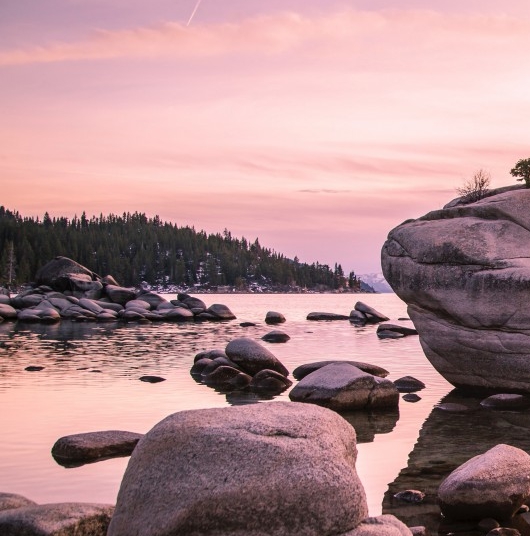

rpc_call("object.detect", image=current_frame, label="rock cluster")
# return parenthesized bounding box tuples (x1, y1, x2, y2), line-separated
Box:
(191, 337, 292, 394)
(381, 186, 530, 392)
(0, 257, 236, 324)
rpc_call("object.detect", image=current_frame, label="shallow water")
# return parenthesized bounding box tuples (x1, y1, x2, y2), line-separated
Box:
(0, 293, 454, 517)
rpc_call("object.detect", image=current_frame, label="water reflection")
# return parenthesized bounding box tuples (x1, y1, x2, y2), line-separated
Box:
(341, 409, 399, 443)
(383, 389, 530, 535)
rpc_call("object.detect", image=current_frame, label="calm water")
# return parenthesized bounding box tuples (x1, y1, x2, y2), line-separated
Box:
(0, 293, 453, 517)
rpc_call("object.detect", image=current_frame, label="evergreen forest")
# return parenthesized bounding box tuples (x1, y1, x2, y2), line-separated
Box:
(0, 207, 361, 292)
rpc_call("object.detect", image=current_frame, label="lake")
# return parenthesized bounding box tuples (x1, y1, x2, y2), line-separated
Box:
(0, 292, 453, 518)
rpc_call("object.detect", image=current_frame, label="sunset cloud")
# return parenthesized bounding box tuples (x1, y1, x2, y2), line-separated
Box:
(1, 9, 529, 67)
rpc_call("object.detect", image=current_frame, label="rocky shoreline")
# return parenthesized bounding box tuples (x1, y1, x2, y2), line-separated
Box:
(3, 255, 529, 535)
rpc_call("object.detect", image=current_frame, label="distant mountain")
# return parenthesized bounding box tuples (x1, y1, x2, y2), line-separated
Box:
(359, 273, 393, 293)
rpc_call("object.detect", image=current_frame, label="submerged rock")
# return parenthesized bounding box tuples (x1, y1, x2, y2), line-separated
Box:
(382, 186, 530, 393)
(307, 312, 350, 321)
(377, 324, 418, 337)
(265, 311, 286, 324)
(139, 376, 166, 383)
(394, 376, 426, 393)
(261, 330, 290, 343)
(107, 402, 368, 536)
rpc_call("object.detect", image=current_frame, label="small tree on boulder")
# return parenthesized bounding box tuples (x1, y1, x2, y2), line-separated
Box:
(456, 169, 491, 203)
(510, 158, 530, 187)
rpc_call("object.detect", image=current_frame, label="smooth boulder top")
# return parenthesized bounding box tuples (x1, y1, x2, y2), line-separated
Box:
(438, 443, 530, 521)
(108, 401, 368, 536)
(293, 360, 389, 380)
(225, 337, 289, 377)
(0, 502, 114, 536)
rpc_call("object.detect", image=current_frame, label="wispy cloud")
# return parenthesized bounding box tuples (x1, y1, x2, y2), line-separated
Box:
(299, 189, 353, 194)
(1, 8, 529, 66)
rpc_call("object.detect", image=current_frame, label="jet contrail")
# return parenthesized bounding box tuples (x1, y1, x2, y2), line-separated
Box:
(186, 0, 202, 26)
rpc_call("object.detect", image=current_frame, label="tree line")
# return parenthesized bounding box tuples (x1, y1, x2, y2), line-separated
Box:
(0, 207, 360, 292)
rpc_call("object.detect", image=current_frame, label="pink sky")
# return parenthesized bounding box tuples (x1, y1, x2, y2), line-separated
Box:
(1, 1, 530, 274)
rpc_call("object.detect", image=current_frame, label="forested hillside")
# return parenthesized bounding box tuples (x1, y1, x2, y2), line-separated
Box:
(0, 207, 361, 292)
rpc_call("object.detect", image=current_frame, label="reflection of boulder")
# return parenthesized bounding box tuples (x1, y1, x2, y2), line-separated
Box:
(341, 409, 399, 444)
(383, 390, 530, 533)
(382, 187, 530, 392)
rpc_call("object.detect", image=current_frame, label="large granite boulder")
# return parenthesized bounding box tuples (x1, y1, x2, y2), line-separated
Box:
(35, 256, 100, 290)
(107, 402, 368, 536)
(381, 186, 530, 392)
(438, 444, 530, 521)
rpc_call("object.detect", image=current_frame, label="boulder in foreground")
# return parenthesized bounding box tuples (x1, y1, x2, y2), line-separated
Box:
(108, 401, 368, 536)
